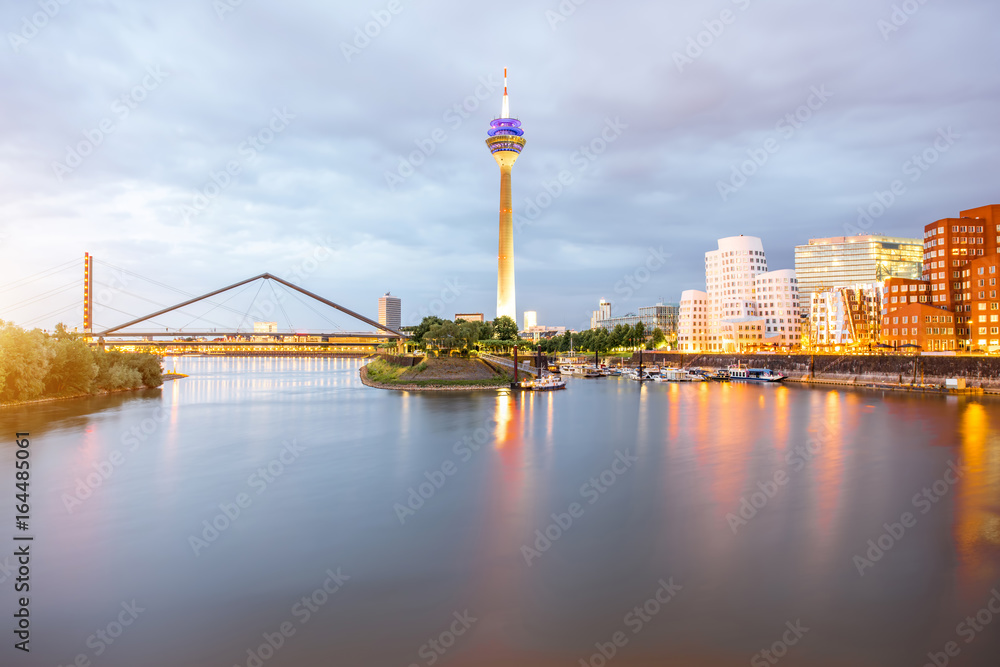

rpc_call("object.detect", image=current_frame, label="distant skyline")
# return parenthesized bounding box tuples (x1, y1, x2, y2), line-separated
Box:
(1, 0, 999, 332)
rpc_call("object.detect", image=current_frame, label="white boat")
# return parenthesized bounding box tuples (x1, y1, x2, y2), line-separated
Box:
(654, 368, 691, 382)
(629, 369, 657, 381)
(519, 375, 566, 391)
(727, 364, 785, 383)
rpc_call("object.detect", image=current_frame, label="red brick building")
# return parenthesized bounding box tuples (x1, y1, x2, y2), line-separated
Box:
(881, 303, 957, 351)
(967, 255, 1000, 351)
(920, 205, 1000, 350)
(884, 277, 931, 312)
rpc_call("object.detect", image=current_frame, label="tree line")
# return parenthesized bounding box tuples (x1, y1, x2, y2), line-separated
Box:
(0, 322, 163, 404)
(535, 322, 665, 354)
(401, 315, 522, 353)
(398, 316, 665, 355)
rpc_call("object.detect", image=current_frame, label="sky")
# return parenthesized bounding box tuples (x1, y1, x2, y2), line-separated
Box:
(1, 0, 999, 333)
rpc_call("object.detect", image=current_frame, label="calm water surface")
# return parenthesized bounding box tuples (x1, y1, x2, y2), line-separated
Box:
(1, 357, 999, 667)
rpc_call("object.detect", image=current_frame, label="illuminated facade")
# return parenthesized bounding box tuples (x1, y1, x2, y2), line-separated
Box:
(679, 236, 801, 352)
(809, 284, 883, 348)
(922, 205, 1000, 350)
(754, 269, 803, 346)
(486, 68, 525, 321)
(794, 234, 922, 316)
(678, 290, 710, 351)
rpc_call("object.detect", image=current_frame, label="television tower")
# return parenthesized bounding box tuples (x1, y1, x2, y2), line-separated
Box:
(486, 67, 525, 321)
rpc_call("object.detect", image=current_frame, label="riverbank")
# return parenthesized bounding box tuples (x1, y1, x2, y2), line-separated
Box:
(0, 384, 164, 408)
(360, 357, 510, 392)
(631, 352, 1000, 392)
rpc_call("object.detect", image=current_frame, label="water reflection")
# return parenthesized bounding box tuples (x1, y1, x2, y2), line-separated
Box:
(1, 360, 999, 666)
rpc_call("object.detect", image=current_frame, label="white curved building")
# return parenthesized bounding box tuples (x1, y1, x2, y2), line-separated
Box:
(754, 269, 802, 346)
(678, 290, 709, 351)
(677, 235, 801, 352)
(707, 236, 768, 330)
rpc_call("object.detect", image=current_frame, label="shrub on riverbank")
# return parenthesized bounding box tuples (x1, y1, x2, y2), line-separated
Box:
(0, 322, 162, 404)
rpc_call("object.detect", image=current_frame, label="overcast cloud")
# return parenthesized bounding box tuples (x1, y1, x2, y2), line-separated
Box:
(1, 0, 998, 332)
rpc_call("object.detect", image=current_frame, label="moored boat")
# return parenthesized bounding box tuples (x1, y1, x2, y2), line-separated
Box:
(519, 375, 566, 391)
(727, 364, 785, 383)
(655, 368, 691, 382)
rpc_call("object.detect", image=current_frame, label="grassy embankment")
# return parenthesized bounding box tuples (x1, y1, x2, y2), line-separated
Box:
(365, 357, 512, 388)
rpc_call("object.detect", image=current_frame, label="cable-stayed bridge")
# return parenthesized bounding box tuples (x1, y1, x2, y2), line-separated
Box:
(0, 254, 405, 356)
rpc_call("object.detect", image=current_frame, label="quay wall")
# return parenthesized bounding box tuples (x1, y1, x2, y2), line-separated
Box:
(628, 352, 1000, 389)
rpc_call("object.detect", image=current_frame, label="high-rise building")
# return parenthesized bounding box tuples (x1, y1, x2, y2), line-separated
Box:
(486, 68, 525, 321)
(590, 299, 612, 329)
(794, 234, 923, 316)
(378, 293, 401, 330)
(921, 205, 1000, 349)
(678, 236, 801, 352)
(523, 310, 537, 330)
(754, 269, 803, 346)
(455, 313, 484, 323)
(706, 236, 769, 331)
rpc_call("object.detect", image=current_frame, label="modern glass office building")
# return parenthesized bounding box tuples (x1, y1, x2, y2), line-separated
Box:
(794, 235, 922, 315)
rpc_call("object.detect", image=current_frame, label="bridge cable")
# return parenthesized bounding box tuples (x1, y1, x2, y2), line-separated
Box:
(175, 281, 257, 332)
(93, 260, 254, 320)
(268, 280, 295, 332)
(276, 283, 347, 333)
(1, 280, 80, 312)
(0, 257, 81, 294)
(97, 304, 176, 332)
(20, 302, 81, 328)
(235, 281, 266, 334)
(102, 283, 249, 329)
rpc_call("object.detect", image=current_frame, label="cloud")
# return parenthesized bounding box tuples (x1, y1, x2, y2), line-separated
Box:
(1, 0, 998, 330)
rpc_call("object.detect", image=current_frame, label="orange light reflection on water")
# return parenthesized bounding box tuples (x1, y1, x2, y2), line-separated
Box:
(954, 402, 1000, 587)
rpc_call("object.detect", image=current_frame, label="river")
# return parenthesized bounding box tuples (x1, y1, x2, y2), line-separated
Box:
(1, 357, 998, 666)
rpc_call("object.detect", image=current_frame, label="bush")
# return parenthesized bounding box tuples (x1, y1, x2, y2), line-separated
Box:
(105, 364, 144, 390)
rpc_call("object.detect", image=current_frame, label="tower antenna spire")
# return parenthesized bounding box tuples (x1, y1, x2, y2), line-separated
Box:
(502, 67, 509, 118)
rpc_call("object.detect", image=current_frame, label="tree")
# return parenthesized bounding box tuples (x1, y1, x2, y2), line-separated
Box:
(130, 354, 163, 388)
(410, 316, 446, 346)
(493, 315, 519, 342)
(0, 321, 54, 402)
(44, 326, 98, 396)
(651, 327, 666, 349)
(634, 321, 646, 348)
(425, 320, 461, 350)
(476, 320, 494, 341)
(456, 320, 481, 351)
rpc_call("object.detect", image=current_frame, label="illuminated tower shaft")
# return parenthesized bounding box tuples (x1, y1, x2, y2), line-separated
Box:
(486, 68, 525, 321)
